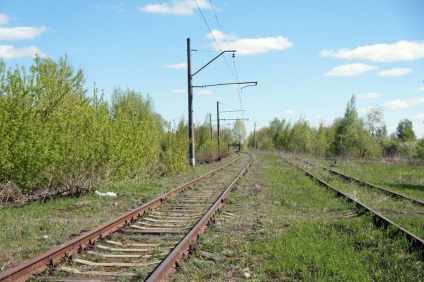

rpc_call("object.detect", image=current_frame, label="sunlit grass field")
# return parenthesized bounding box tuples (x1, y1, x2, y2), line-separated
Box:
(171, 153, 424, 281)
(1, 152, 423, 281)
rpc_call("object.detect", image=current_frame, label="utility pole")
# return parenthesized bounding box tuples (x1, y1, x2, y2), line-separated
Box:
(217, 101, 220, 159)
(187, 38, 195, 166)
(186, 38, 237, 166)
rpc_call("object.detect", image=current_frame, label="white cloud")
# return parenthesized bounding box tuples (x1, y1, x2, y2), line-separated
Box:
(163, 63, 186, 69)
(95, 3, 125, 12)
(324, 63, 377, 76)
(384, 97, 424, 110)
(412, 113, 424, 119)
(0, 26, 47, 41)
(0, 45, 47, 59)
(196, 89, 214, 96)
(357, 92, 380, 99)
(207, 30, 238, 41)
(207, 30, 293, 56)
(320, 40, 424, 62)
(138, 0, 211, 16)
(378, 68, 412, 77)
(171, 89, 186, 94)
(283, 110, 294, 114)
(419, 86, 424, 92)
(384, 100, 409, 110)
(0, 13, 11, 25)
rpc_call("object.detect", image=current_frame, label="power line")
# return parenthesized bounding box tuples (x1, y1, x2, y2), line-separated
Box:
(194, 0, 247, 116)
(194, 0, 239, 85)
(208, 0, 244, 113)
(193, 0, 221, 51)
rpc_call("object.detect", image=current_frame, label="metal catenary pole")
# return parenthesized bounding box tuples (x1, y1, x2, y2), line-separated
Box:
(187, 38, 195, 166)
(217, 101, 220, 159)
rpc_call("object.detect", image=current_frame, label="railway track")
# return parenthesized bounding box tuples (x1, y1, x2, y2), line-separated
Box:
(284, 155, 424, 256)
(0, 152, 253, 282)
(299, 158, 424, 206)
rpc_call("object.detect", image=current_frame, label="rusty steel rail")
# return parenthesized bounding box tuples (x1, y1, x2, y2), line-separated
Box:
(299, 158, 424, 207)
(145, 152, 253, 281)
(0, 155, 241, 282)
(298, 159, 424, 206)
(285, 158, 424, 255)
(324, 167, 424, 206)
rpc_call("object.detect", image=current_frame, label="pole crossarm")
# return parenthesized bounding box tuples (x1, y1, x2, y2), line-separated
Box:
(193, 81, 257, 88)
(219, 118, 249, 121)
(192, 50, 236, 77)
(219, 110, 245, 113)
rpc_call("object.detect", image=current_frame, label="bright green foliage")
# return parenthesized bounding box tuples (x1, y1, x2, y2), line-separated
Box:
(269, 118, 290, 149)
(161, 119, 189, 175)
(195, 115, 214, 162)
(194, 114, 231, 163)
(286, 117, 313, 153)
(312, 122, 331, 156)
(0, 57, 190, 193)
(332, 95, 380, 158)
(396, 119, 416, 141)
(249, 96, 417, 160)
(247, 127, 273, 150)
(109, 88, 163, 179)
(0, 56, 89, 191)
(417, 139, 424, 159)
(219, 127, 233, 155)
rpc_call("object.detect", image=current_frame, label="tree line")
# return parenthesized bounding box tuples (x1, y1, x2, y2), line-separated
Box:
(0, 56, 235, 194)
(247, 95, 424, 159)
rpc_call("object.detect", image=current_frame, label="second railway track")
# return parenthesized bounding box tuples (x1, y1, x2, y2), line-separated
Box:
(284, 155, 424, 255)
(0, 152, 253, 282)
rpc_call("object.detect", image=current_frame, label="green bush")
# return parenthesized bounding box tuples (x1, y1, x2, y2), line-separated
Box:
(0, 56, 192, 194)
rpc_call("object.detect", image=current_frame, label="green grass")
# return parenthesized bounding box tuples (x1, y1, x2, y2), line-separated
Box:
(323, 159, 424, 201)
(170, 152, 424, 281)
(0, 153, 239, 272)
(299, 159, 424, 239)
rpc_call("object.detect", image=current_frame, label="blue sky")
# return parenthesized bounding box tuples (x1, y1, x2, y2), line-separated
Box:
(1, 0, 424, 137)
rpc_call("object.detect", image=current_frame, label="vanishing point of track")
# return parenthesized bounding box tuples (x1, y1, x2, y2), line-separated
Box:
(0, 152, 253, 282)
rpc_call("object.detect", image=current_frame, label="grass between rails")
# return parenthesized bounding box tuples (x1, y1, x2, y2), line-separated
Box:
(170, 152, 424, 281)
(321, 159, 424, 202)
(299, 159, 424, 239)
(0, 153, 240, 272)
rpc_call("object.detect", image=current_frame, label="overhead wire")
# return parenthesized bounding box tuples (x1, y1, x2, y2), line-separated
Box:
(208, 0, 244, 116)
(194, 0, 242, 86)
(193, 0, 246, 120)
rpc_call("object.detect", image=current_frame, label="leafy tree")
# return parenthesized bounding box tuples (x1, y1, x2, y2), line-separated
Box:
(286, 116, 313, 153)
(0, 55, 89, 190)
(269, 118, 289, 149)
(232, 120, 247, 146)
(396, 119, 416, 141)
(248, 127, 273, 150)
(365, 107, 385, 137)
(195, 114, 218, 163)
(219, 127, 233, 155)
(313, 122, 331, 156)
(333, 95, 379, 158)
(416, 139, 424, 160)
(110, 87, 163, 179)
(161, 118, 189, 175)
